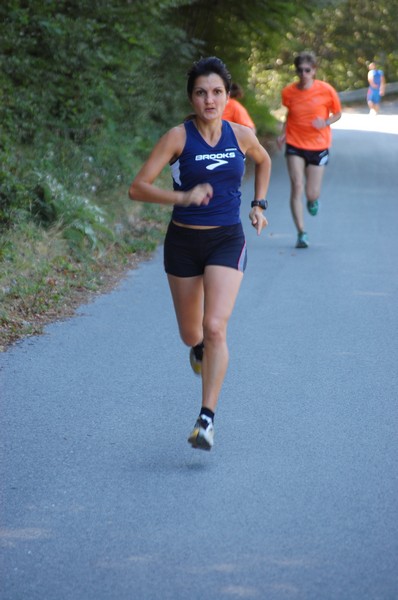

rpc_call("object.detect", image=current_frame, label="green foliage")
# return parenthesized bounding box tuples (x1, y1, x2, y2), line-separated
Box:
(31, 173, 115, 254)
(313, 0, 398, 89)
(248, 0, 398, 108)
(173, 0, 305, 122)
(0, 0, 195, 144)
(0, 145, 31, 225)
(0, 0, 197, 244)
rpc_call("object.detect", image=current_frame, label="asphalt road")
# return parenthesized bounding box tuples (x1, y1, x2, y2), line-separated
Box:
(1, 103, 398, 600)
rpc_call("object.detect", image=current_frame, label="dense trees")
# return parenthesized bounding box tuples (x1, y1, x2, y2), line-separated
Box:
(253, 0, 398, 100)
(0, 0, 196, 148)
(0, 0, 197, 227)
(1, 0, 397, 231)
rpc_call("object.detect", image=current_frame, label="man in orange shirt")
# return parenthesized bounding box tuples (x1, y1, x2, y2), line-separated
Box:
(223, 83, 256, 132)
(277, 52, 341, 248)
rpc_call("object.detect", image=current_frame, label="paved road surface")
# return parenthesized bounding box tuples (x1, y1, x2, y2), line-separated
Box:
(1, 104, 398, 599)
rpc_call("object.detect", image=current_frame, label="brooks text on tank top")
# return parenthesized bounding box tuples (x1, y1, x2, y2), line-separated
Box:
(171, 120, 245, 226)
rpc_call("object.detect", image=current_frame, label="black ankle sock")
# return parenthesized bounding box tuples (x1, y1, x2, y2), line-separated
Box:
(200, 407, 214, 422)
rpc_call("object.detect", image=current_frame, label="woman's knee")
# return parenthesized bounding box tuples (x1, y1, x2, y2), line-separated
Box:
(290, 179, 304, 196)
(203, 315, 227, 345)
(305, 166, 324, 201)
(306, 185, 320, 202)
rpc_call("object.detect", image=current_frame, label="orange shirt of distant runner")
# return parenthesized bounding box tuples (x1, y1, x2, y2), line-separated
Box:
(223, 98, 256, 130)
(282, 80, 341, 150)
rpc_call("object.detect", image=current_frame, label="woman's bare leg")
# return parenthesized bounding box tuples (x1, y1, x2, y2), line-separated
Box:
(167, 274, 204, 348)
(168, 266, 243, 411)
(286, 154, 306, 233)
(201, 265, 244, 412)
(305, 164, 325, 203)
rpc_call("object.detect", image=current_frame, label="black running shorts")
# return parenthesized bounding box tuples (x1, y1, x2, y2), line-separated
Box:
(285, 143, 329, 167)
(164, 221, 247, 277)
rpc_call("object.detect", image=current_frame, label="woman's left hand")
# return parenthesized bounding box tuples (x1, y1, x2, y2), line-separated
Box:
(249, 208, 268, 236)
(312, 117, 328, 129)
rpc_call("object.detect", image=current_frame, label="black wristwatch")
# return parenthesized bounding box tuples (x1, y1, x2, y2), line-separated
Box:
(251, 199, 268, 210)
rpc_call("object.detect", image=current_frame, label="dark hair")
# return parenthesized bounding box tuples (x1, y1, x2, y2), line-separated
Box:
(230, 82, 244, 99)
(187, 56, 232, 98)
(294, 51, 317, 70)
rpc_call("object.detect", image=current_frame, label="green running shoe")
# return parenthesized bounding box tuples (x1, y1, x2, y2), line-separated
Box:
(296, 232, 309, 248)
(307, 200, 319, 216)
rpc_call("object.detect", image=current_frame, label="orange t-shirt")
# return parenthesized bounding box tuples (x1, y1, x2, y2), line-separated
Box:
(223, 98, 255, 129)
(282, 80, 341, 150)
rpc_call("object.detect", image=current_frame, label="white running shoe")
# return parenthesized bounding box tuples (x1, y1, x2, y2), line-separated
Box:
(187, 416, 214, 451)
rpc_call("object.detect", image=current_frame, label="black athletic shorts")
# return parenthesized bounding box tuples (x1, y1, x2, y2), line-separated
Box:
(285, 143, 329, 167)
(164, 221, 247, 277)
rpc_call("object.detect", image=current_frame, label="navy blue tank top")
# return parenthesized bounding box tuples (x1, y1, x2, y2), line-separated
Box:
(171, 120, 246, 226)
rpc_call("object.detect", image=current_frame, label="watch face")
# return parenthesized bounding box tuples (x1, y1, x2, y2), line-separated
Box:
(251, 200, 267, 209)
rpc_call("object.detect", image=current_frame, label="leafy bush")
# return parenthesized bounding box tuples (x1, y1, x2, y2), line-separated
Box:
(0, 0, 197, 245)
(30, 173, 114, 253)
(0, 144, 41, 227)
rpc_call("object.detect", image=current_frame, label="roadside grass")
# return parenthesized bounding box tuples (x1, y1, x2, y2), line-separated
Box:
(0, 183, 172, 352)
